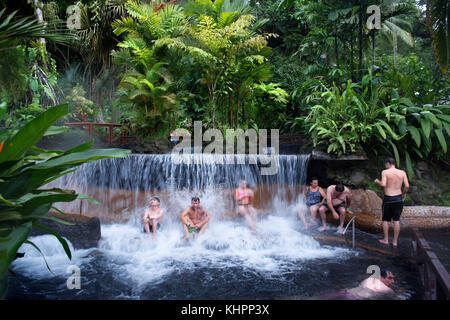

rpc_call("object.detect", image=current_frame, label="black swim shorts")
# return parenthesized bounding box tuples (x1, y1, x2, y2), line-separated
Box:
(382, 195, 404, 221)
(322, 201, 346, 212)
(143, 223, 161, 233)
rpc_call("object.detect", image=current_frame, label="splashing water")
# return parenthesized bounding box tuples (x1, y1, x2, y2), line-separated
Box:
(9, 153, 420, 299)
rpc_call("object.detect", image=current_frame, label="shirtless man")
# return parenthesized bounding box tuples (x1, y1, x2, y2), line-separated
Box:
(180, 197, 210, 240)
(142, 196, 164, 239)
(235, 180, 258, 233)
(298, 177, 326, 229)
(317, 268, 396, 300)
(318, 183, 354, 234)
(374, 157, 409, 247)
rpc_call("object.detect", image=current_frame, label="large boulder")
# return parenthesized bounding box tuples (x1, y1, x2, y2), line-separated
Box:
(326, 189, 450, 231)
(30, 212, 101, 249)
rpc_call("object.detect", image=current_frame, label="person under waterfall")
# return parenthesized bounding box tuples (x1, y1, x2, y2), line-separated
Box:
(180, 197, 210, 240)
(142, 196, 164, 239)
(235, 180, 258, 233)
(298, 177, 326, 229)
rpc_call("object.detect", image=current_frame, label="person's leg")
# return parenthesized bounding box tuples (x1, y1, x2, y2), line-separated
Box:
(197, 222, 209, 237)
(310, 205, 319, 221)
(393, 221, 400, 247)
(238, 206, 258, 233)
(150, 218, 158, 239)
(182, 221, 190, 240)
(318, 205, 328, 232)
(379, 202, 390, 245)
(143, 220, 151, 235)
(298, 205, 310, 228)
(379, 222, 389, 245)
(337, 206, 346, 234)
(249, 206, 257, 224)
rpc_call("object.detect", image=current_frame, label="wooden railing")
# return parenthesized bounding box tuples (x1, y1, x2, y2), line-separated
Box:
(65, 122, 136, 145)
(411, 227, 450, 300)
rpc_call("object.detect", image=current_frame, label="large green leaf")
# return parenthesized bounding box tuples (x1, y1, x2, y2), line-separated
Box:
(0, 102, 6, 121)
(32, 223, 71, 260)
(420, 118, 432, 139)
(407, 125, 421, 147)
(405, 151, 413, 180)
(0, 104, 68, 163)
(434, 128, 447, 153)
(387, 140, 400, 167)
(24, 240, 54, 274)
(0, 222, 32, 279)
(30, 148, 130, 169)
(43, 126, 70, 136)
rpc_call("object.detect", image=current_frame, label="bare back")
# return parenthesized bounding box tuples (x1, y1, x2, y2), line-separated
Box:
(383, 168, 407, 196)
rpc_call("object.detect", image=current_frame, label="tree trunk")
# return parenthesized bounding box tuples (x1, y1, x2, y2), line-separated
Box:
(350, 31, 354, 81)
(33, 0, 46, 46)
(358, 2, 363, 79)
(334, 33, 339, 68)
(372, 30, 375, 66)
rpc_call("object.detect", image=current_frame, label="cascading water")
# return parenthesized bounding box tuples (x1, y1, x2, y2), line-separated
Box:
(9, 153, 419, 299)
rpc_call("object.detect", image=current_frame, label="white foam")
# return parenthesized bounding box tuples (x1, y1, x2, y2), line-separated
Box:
(11, 235, 93, 278)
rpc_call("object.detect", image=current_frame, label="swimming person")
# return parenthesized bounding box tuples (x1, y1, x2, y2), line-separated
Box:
(317, 268, 396, 300)
(142, 196, 164, 239)
(180, 197, 210, 240)
(374, 157, 409, 247)
(318, 183, 354, 234)
(298, 177, 326, 228)
(235, 180, 258, 233)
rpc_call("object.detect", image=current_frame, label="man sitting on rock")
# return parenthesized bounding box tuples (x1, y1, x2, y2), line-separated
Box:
(180, 197, 210, 240)
(318, 183, 354, 234)
(142, 196, 164, 239)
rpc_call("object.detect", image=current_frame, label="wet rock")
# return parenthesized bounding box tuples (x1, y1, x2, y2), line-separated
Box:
(30, 212, 101, 249)
(330, 189, 450, 232)
(131, 137, 172, 154)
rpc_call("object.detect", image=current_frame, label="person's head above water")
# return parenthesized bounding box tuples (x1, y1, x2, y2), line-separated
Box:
(310, 177, 319, 188)
(191, 197, 200, 207)
(335, 183, 345, 194)
(150, 196, 160, 206)
(380, 268, 395, 287)
(384, 157, 396, 169)
(239, 180, 247, 189)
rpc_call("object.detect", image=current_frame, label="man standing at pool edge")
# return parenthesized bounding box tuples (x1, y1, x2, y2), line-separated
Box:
(374, 157, 409, 248)
(180, 197, 210, 240)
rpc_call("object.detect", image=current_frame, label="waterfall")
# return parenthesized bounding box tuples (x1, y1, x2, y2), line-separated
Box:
(51, 153, 310, 222)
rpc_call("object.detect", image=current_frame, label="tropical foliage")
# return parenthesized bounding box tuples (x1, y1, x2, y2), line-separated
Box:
(0, 103, 130, 299)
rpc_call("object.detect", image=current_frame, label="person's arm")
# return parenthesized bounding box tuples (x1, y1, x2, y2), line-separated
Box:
(154, 208, 164, 219)
(345, 188, 354, 214)
(375, 171, 387, 187)
(142, 209, 149, 222)
(402, 171, 410, 197)
(319, 187, 327, 202)
(180, 208, 190, 224)
(327, 187, 338, 217)
(304, 186, 308, 199)
(196, 209, 210, 227)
